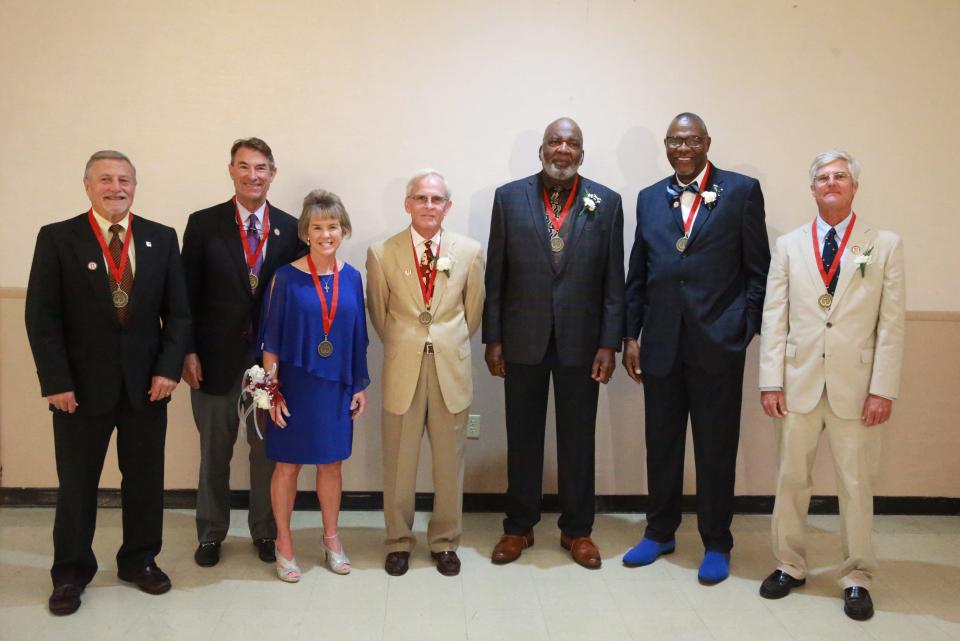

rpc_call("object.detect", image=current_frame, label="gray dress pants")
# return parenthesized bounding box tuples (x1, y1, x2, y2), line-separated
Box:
(192, 375, 276, 543)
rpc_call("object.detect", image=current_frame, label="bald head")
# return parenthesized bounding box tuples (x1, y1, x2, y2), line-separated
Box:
(540, 117, 584, 182)
(667, 112, 708, 137)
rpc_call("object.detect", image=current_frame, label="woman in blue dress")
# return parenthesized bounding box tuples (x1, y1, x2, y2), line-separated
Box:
(259, 189, 369, 582)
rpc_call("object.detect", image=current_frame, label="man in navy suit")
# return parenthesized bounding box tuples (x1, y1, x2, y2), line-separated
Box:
(26, 150, 191, 614)
(181, 138, 304, 567)
(484, 117, 624, 569)
(622, 113, 770, 583)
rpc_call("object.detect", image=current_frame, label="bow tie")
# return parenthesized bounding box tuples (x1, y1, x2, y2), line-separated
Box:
(666, 181, 699, 199)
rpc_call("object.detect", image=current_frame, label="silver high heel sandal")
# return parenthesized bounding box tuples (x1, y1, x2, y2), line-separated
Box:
(275, 551, 301, 583)
(323, 533, 351, 575)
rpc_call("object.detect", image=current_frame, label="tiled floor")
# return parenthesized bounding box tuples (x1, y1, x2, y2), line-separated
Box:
(1, 509, 958, 641)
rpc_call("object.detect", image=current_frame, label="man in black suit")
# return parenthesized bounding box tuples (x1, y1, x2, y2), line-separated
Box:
(25, 150, 191, 614)
(181, 138, 304, 567)
(622, 113, 770, 584)
(483, 117, 624, 569)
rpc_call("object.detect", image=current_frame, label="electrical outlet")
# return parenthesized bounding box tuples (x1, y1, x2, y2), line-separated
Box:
(466, 414, 481, 439)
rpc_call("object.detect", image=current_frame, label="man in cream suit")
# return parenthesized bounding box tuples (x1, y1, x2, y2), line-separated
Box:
(758, 150, 905, 621)
(366, 169, 485, 576)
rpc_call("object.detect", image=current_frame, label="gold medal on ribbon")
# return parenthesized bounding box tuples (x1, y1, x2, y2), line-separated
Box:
(248, 272, 259, 290)
(550, 236, 565, 252)
(818, 293, 833, 309)
(112, 288, 129, 308)
(318, 340, 334, 358)
(675, 236, 688, 253)
(418, 310, 433, 326)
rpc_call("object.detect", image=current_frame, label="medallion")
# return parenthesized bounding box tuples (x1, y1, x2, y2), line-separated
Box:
(248, 272, 259, 290)
(675, 236, 688, 253)
(418, 310, 433, 326)
(318, 340, 334, 358)
(818, 293, 833, 309)
(550, 236, 565, 252)
(112, 288, 129, 308)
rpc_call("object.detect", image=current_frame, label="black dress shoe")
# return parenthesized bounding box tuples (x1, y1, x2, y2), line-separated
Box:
(194, 541, 221, 567)
(431, 550, 461, 576)
(759, 569, 806, 599)
(843, 586, 874, 621)
(48, 584, 83, 615)
(385, 551, 410, 576)
(253, 538, 276, 563)
(117, 564, 172, 595)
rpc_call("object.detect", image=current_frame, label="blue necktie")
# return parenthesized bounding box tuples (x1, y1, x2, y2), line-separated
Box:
(822, 227, 840, 295)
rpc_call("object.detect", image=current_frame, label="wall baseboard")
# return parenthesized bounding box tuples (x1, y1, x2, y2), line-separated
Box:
(2, 488, 957, 515)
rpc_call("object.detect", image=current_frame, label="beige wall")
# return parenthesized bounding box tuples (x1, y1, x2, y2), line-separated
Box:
(1, 1, 958, 496)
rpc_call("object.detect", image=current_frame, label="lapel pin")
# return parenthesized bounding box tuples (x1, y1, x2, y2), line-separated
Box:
(404, 268, 412, 276)
(274, 228, 280, 236)
(851, 245, 860, 254)
(145, 240, 152, 247)
(87, 261, 98, 271)
(672, 201, 680, 208)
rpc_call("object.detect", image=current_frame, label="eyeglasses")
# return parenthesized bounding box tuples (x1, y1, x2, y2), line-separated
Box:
(813, 171, 852, 186)
(407, 195, 449, 207)
(664, 136, 706, 149)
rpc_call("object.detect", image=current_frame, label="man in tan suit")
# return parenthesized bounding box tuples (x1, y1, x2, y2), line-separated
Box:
(366, 169, 485, 576)
(758, 150, 905, 621)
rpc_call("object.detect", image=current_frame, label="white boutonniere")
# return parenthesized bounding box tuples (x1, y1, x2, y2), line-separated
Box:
(582, 192, 601, 212)
(701, 184, 722, 209)
(854, 246, 874, 277)
(435, 256, 453, 275)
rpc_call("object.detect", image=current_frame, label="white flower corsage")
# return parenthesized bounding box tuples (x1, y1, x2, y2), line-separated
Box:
(701, 184, 722, 209)
(435, 256, 453, 275)
(854, 247, 874, 277)
(238, 363, 284, 439)
(582, 192, 601, 213)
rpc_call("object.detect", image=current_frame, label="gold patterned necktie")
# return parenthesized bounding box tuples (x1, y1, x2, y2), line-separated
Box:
(109, 223, 134, 324)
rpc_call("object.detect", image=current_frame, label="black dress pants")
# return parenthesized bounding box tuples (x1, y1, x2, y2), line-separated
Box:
(50, 390, 167, 587)
(502, 352, 599, 538)
(642, 353, 745, 553)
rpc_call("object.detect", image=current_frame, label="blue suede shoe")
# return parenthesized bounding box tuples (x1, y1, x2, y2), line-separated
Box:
(622, 537, 675, 567)
(698, 551, 730, 585)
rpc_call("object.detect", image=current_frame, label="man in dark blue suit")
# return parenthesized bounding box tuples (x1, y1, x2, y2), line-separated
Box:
(622, 113, 770, 584)
(484, 117, 624, 569)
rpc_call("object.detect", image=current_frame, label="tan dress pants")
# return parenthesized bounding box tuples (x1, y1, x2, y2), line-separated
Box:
(772, 391, 882, 589)
(382, 354, 468, 553)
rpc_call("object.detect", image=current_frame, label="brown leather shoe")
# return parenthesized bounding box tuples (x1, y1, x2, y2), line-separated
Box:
(560, 533, 602, 569)
(384, 551, 410, 576)
(431, 550, 461, 576)
(491, 531, 534, 564)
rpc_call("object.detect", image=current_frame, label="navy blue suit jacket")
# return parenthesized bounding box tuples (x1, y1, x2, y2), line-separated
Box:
(483, 173, 625, 367)
(624, 165, 770, 376)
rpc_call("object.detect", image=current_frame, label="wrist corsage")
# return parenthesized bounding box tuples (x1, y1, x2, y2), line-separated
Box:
(238, 364, 285, 439)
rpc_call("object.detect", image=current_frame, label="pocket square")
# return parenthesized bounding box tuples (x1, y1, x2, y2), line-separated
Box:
(145, 241, 152, 247)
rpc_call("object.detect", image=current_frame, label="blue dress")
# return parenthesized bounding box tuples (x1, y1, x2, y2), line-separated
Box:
(259, 263, 369, 464)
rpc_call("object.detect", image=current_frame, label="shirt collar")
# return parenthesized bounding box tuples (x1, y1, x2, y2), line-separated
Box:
(676, 163, 709, 189)
(91, 209, 130, 236)
(410, 225, 441, 247)
(236, 199, 266, 227)
(816, 211, 853, 240)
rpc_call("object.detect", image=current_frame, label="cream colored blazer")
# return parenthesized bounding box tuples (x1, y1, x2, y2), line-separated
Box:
(759, 218, 905, 418)
(366, 228, 485, 415)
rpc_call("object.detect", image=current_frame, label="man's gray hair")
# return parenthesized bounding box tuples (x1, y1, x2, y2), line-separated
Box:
(84, 150, 137, 182)
(405, 169, 451, 199)
(809, 150, 860, 185)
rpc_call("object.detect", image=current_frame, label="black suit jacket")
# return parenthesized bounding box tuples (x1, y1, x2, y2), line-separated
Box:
(181, 199, 304, 395)
(624, 165, 770, 376)
(483, 173, 625, 367)
(25, 213, 191, 416)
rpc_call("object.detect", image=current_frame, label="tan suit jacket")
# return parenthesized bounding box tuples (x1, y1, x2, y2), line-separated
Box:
(759, 218, 905, 418)
(366, 228, 485, 415)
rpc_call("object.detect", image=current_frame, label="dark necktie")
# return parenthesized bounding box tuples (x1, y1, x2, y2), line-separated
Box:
(109, 224, 134, 324)
(822, 227, 840, 295)
(421, 239, 435, 290)
(247, 215, 263, 278)
(549, 187, 562, 215)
